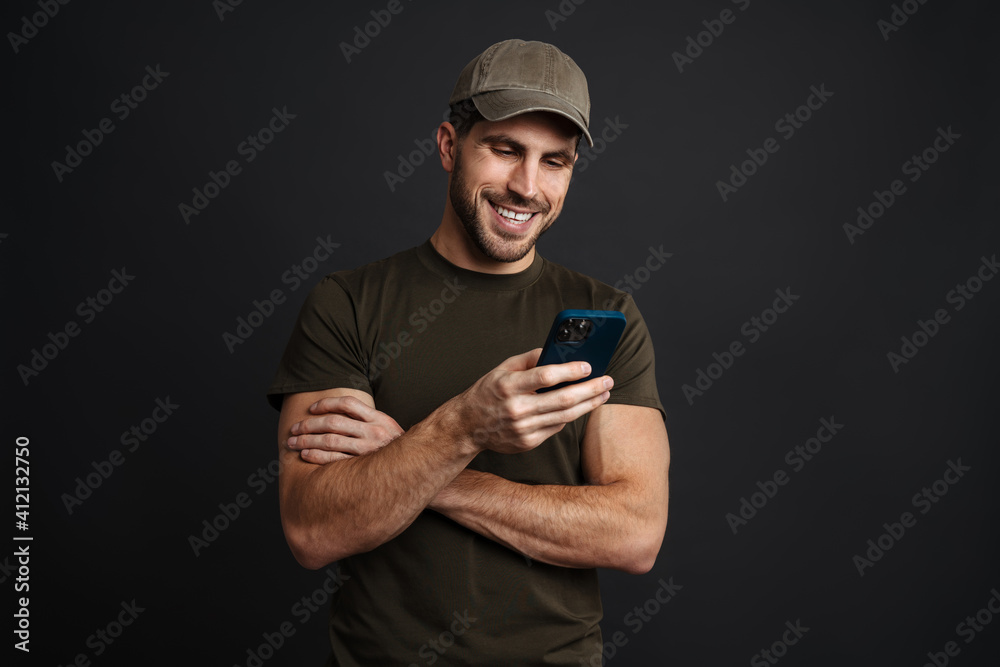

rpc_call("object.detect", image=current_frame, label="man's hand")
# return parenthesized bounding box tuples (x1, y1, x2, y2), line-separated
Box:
(285, 395, 403, 464)
(451, 348, 613, 454)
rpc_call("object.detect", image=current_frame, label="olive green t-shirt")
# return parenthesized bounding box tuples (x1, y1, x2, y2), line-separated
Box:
(267, 239, 665, 666)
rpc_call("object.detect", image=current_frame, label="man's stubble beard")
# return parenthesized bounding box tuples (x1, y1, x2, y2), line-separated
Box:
(448, 144, 557, 264)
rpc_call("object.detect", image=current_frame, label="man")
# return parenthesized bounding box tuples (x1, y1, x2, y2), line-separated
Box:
(267, 39, 670, 665)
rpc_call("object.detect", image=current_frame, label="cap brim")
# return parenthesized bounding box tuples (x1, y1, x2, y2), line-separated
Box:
(472, 89, 594, 148)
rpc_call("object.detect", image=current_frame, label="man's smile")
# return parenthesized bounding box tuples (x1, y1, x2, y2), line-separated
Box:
(488, 200, 537, 225)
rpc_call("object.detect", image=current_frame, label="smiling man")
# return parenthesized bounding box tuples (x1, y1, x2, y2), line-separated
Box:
(267, 39, 670, 666)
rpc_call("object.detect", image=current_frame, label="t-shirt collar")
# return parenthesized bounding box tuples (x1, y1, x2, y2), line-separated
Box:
(416, 238, 544, 292)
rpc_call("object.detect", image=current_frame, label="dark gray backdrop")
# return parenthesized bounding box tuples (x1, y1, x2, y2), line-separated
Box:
(5, 0, 998, 665)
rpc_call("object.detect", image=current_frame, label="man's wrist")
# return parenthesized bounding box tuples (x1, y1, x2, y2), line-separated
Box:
(428, 469, 485, 513)
(432, 396, 483, 458)
(427, 481, 455, 513)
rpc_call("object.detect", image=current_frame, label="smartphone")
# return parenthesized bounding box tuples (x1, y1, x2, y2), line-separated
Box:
(536, 309, 626, 392)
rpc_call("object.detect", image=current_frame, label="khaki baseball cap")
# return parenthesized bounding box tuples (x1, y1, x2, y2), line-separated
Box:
(449, 39, 593, 147)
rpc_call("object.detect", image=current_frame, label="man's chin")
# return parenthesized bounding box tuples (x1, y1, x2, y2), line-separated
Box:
(476, 235, 536, 264)
(481, 215, 556, 263)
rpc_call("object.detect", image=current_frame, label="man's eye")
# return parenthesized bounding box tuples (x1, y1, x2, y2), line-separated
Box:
(492, 148, 515, 157)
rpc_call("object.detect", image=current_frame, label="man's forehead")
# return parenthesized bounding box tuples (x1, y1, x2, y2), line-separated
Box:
(471, 112, 580, 148)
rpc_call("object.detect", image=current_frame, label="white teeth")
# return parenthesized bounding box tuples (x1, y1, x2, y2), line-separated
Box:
(493, 203, 532, 223)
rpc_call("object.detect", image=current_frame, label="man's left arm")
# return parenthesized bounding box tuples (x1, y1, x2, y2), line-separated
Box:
(427, 402, 669, 574)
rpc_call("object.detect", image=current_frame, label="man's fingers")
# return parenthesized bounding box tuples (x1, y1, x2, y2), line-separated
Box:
(519, 360, 595, 393)
(492, 349, 598, 395)
(537, 375, 612, 409)
(517, 386, 612, 436)
(309, 395, 377, 421)
(299, 448, 353, 464)
(288, 432, 371, 456)
(302, 396, 403, 437)
(495, 348, 543, 373)
(521, 375, 612, 426)
(293, 413, 368, 438)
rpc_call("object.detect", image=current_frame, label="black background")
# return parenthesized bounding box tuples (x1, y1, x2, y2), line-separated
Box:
(4, 0, 998, 665)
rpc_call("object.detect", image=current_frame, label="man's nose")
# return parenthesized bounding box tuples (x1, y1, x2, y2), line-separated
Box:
(507, 160, 538, 201)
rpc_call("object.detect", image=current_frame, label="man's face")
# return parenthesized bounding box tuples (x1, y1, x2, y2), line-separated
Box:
(448, 111, 579, 264)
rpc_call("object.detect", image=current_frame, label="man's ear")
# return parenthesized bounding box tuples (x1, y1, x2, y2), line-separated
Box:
(438, 122, 459, 173)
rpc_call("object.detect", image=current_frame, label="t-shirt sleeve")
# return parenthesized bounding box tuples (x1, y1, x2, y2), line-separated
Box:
(603, 293, 666, 422)
(266, 274, 372, 410)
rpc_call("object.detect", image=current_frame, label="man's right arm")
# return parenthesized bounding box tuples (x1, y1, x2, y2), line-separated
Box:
(277, 387, 479, 569)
